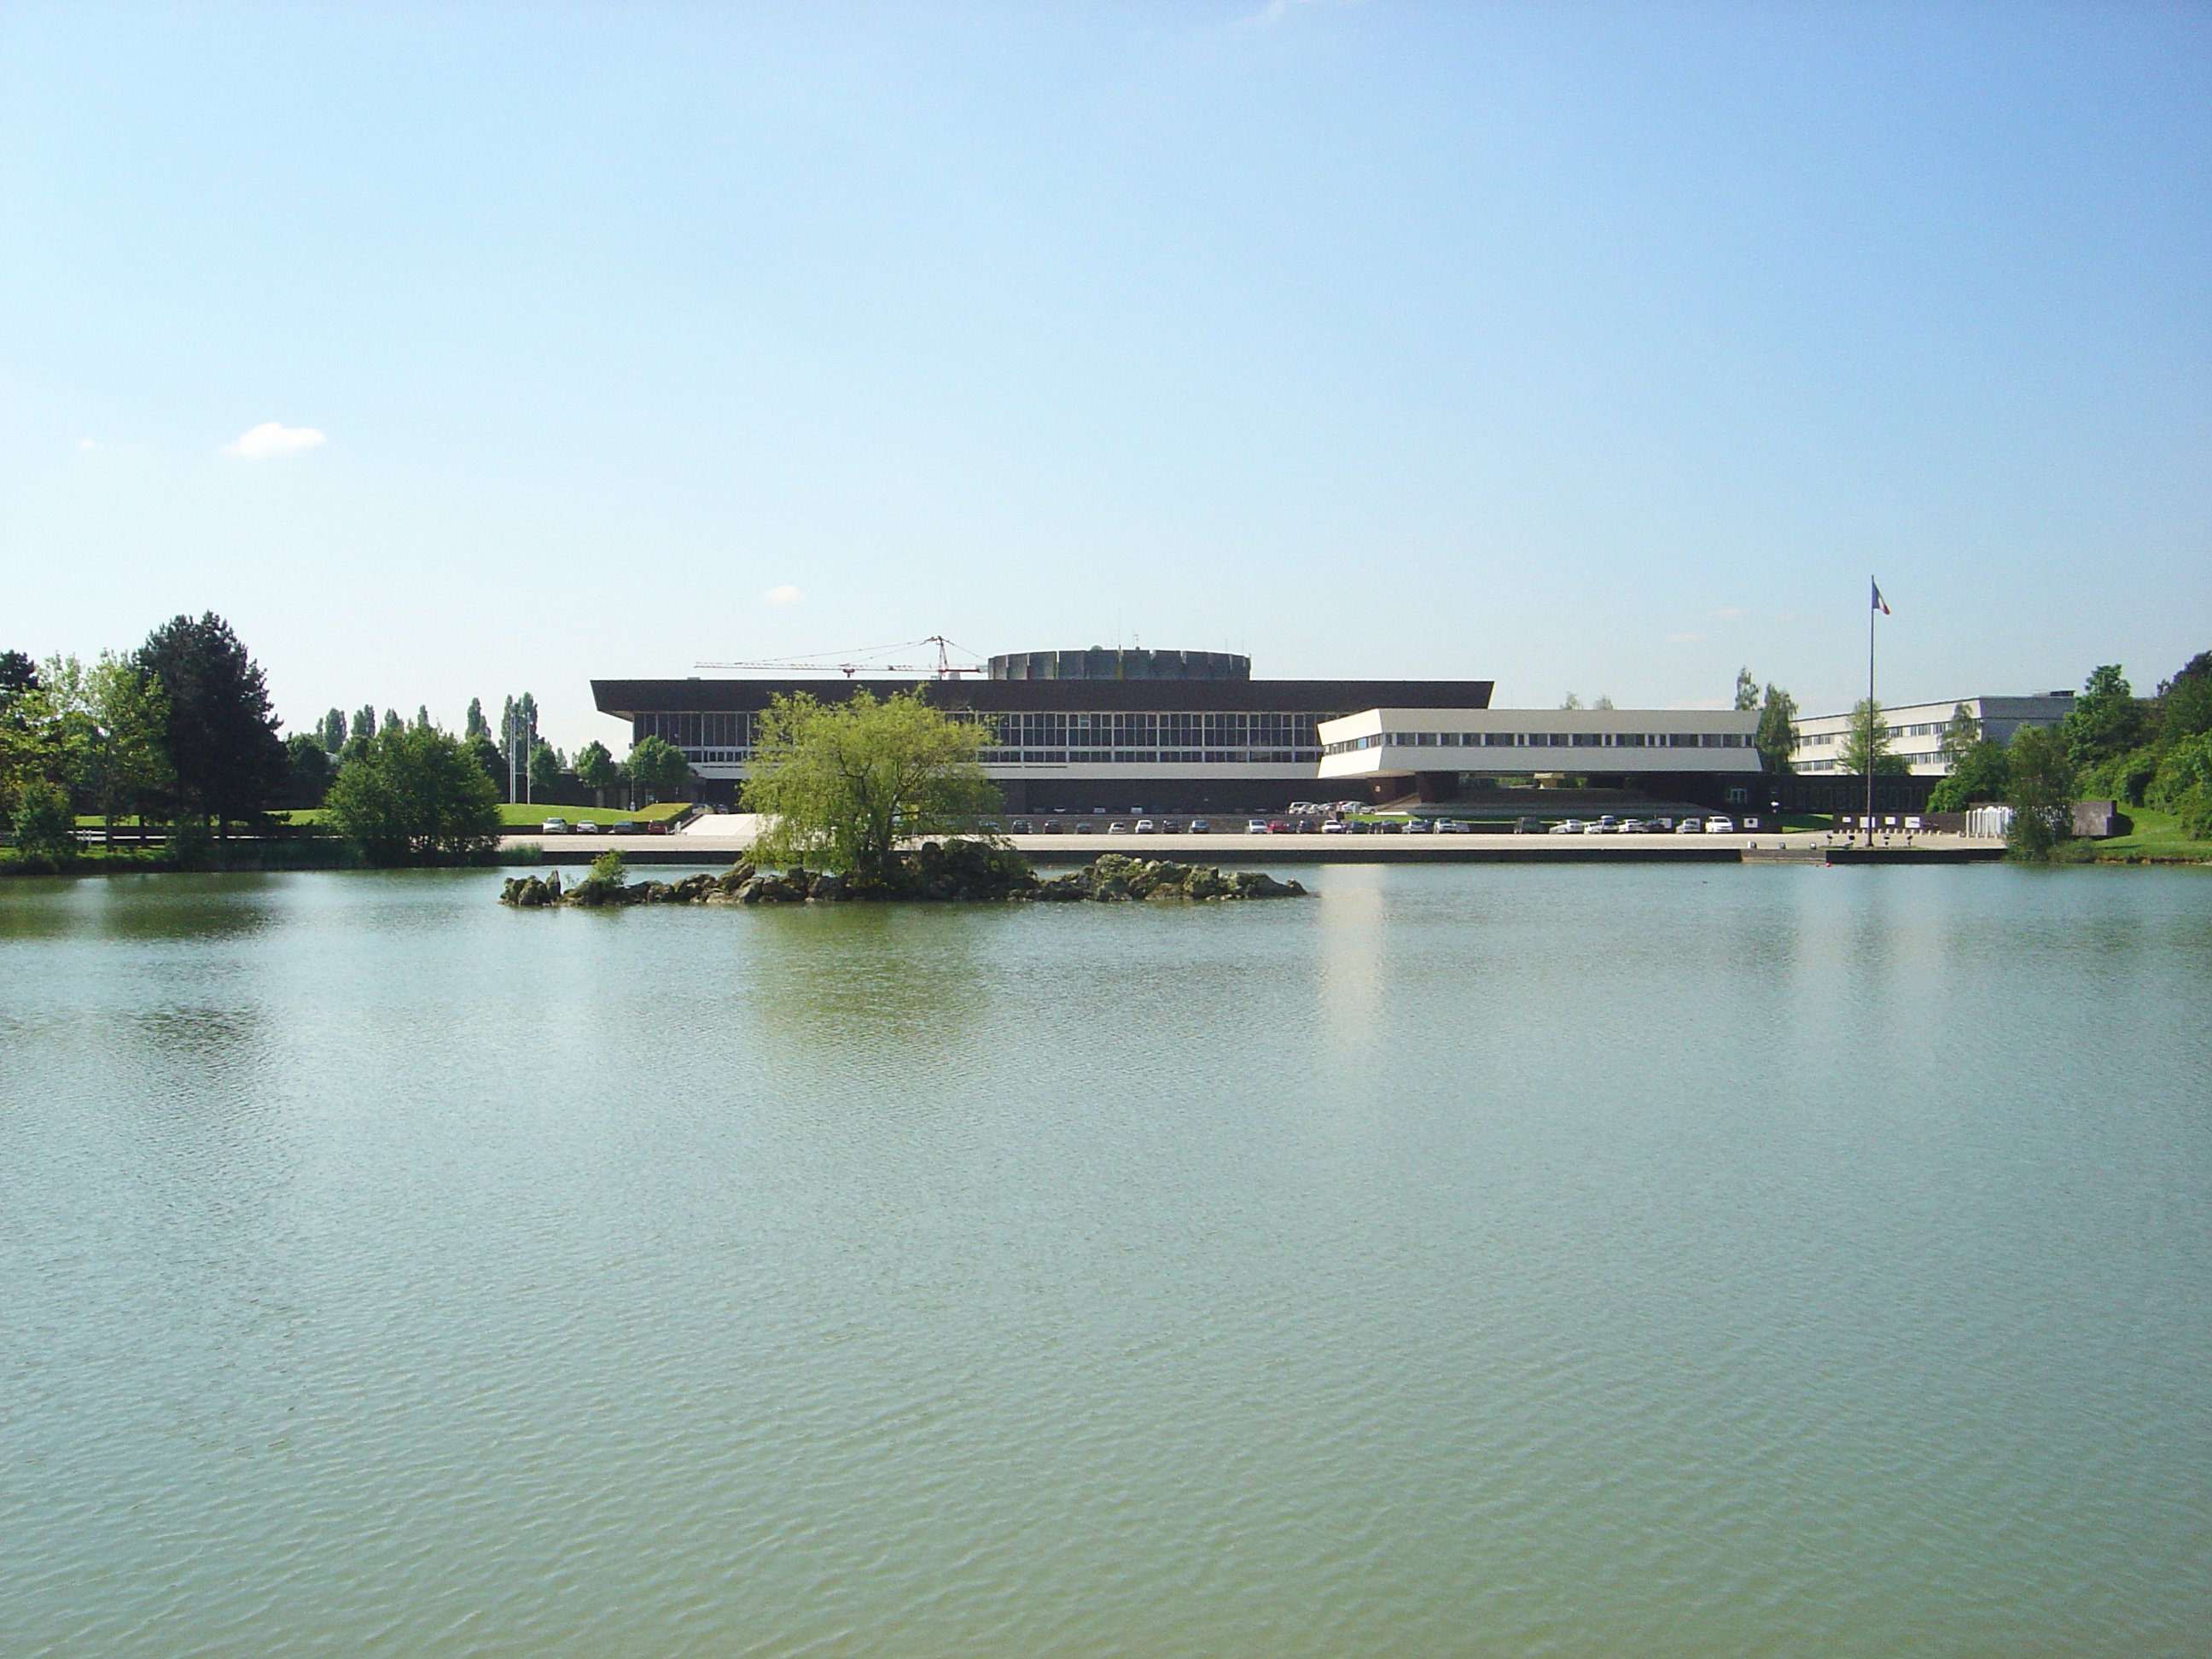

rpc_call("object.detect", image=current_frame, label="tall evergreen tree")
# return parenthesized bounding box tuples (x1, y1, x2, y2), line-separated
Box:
(133, 613, 288, 832)
(1733, 667, 1759, 712)
(465, 697, 489, 742)
(352, 705, 377, 742)
(1754, 685, 1798, 774)
(0, 650, 38, 700)
(319, 707, 347, 752)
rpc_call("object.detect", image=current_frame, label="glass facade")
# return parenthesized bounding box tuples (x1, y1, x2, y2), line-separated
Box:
(637, 707, 1324, 767)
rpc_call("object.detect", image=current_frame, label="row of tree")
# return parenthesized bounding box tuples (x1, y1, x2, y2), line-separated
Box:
(3, 615, 704, 867)
(1, 615, 293, 860)
(1914, 654, 2211, 853)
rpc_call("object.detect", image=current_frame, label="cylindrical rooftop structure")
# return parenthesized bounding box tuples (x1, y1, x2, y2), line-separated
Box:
(989, 648, 1250, 682)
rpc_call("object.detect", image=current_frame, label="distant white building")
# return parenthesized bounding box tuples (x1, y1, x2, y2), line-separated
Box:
(1790, 693, 2074, 776)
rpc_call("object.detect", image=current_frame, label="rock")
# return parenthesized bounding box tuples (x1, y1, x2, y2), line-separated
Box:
(809, 871, 847, 901)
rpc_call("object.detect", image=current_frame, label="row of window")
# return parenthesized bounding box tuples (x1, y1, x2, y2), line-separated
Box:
(976, 748, 1321, 765)
(1324, 731, 1749, 755)
(1796, 719, 1953, 750)
(636, 708, 1326, 757)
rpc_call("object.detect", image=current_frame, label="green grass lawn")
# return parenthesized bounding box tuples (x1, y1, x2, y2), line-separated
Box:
(496, 801, 691, 827)
(2089, 806, 2212, 863)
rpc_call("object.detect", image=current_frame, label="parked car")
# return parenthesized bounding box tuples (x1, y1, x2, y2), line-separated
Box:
(1435, 818, 1469, 834)
(1133, 818, 1157, 834)
(644, 820, 671, 835)
(1676, 817, 1705, 834)
(1615, 818, 1647, 834)
(1075, 821, 1097, 834)
(1188, 818, 1210, 833)
(1267, 818, 1291, 834)
(1515, 818, 1540, 835)
(573, 820, 603, 835)
(1403, 818, 1431, 834)
(1042, 819, 1062, 834)
(1582, 820, 1608, 835)
(1650, 816, 1674, 831)
(1551, 819, 1584, 835)
(1010, 818, 1032, 834)
(609, 820, 643, 834)
(1320, 818, 1348, 835)
(1108, 821, 1129, 835)
(1704, 814, 1737, 834)
(1246, 819, 1271, 834)
(539, 818, 570, 835)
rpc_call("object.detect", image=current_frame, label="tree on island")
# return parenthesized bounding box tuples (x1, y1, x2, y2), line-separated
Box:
(742, 689, 998, 888)
(324, 723, 503, 864)
(1841, 697, 1910, 777)
(625, 734, 692, 806)
(134, 614, 288, 835)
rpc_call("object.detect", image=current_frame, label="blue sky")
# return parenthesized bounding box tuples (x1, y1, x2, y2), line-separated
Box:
(3, 1, 2206, 750)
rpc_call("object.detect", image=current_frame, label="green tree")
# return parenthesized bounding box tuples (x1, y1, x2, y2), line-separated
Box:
(134, 614, 288, 835)
(528, 739, 564, 797)
(466, 732, 505, 790)
(352, 705, 376, 742)
(1841, 698, 1909, 777)
(9, 780, 76, 866)
(0, 650, 38, 701)
(319, 707, 347, 752)
(1754, 684, 1798, 774)
(2063, 664, 2147, 775)
(1927, 737, 2011, 812)
(574, 739, 619, 806)
(626, 734, 692, 806)
(464, 697, 489, 742)
(1559, 692, 1583, 710)
(1937, 703, 1980, 768)
(2154, 651, 2212, 743)
(742, 690, 998, 886)
(1733, 667, 1759, 712)
(286, 732, 333, 805)
(324, 723, 503, 865)
(84, 655, 172, 841)
(2005, 725, 2075, 859)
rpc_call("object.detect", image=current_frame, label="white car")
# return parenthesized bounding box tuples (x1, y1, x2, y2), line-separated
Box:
(1582, 820, 1608, 835)
(1549, 820, 1580, 835)
(1434, 818, 1470, 834)
(1704, 814, 1737, 834)
(1676, 817, 1705, 834)
(1320, 818, 1348, 835)
(1246, 819, 1271, 834)
(1133, 818, 1157, 834)
(539, 818, 570, 835)
(1402, 818, 1430, 834)
(1108, 821, 1128, 835)
(574, 820, 603, 835)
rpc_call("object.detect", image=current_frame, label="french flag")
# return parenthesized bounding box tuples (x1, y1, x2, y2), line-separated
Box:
(1871, 580, 1891, 615)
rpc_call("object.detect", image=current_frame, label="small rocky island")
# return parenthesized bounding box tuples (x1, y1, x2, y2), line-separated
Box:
(500, 841, 1307, 909)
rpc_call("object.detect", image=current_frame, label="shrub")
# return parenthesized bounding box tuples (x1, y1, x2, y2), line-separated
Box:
(325, 724, 502, 864)
(9, 781, 76, 866)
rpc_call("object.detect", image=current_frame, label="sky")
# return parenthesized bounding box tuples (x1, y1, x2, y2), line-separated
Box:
(3, 1, 2207, 752)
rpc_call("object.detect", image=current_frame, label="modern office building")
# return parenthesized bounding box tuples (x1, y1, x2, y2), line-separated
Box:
(1318, 706, 1765, 809)
(591, 649, 1497, 813)
(1790, 693, 2074, 776)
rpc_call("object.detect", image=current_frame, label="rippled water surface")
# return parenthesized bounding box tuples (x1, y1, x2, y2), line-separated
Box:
(3, 864, 2209, 1657)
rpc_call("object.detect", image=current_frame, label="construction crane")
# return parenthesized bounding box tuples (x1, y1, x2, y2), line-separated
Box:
(694, 634, 986, 679)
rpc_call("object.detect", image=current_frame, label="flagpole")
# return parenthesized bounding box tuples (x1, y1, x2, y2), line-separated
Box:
(1866, 578, 1877, 847)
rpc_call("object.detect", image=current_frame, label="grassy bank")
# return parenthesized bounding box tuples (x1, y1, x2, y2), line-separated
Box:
(2084, 806, 2212, 864)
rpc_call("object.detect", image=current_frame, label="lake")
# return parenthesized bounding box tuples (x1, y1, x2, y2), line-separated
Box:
(3, 864, 2207, 1657)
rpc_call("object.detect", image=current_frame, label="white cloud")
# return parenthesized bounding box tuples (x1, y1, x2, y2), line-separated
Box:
(1667, 631, 1705, 643)
(763, 584, 804, 605)
(1710, 606, 1746, 620)
(224, 422, 328, 460)
(76, 437, 99, 451)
